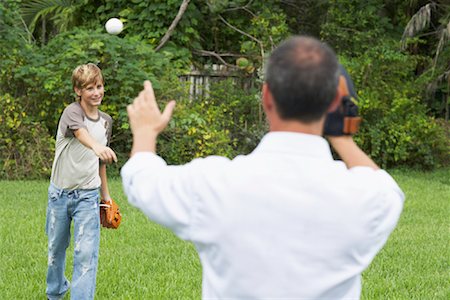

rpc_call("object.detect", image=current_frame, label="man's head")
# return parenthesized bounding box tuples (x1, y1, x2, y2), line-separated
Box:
(72, 63, 104, 102)
(265, 36, 340, 124)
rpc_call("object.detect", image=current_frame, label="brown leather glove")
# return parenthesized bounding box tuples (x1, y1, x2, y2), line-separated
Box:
(324, 65, 362, 136)
(100, 199, 122, 229)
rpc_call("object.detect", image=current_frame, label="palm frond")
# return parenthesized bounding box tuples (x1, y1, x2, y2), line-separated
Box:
(401, 3, 435, 50)
(21, 0, 74, 33)
(433, 20, 450, 69)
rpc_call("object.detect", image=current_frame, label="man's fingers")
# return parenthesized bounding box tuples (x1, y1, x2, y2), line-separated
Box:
(127, 81, 174, 134)
(143, 80, 156, 103)
(162, 100, 176, 124)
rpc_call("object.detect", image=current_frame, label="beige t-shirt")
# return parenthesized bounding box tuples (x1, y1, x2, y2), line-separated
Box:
(50, 102, 112, 189)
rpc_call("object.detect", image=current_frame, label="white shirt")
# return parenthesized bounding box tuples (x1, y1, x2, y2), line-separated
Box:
(121, 132, 404, 299)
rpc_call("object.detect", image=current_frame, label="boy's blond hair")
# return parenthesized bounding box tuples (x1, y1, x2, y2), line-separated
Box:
(72, 63, 104, 100)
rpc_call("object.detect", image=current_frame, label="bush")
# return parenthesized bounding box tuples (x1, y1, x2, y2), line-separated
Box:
(0, 0, 35, 97)
(355, 95, 449, 169)
(158, 79, 266, 164)
(12, 29, 177, 155)
(0, 94, 55, 179)
(343, 42, 450, 169)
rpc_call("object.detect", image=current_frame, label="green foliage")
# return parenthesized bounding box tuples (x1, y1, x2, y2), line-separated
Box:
(21, 0, 90, 34)
(237, 5, 289, 55)
(158, 79, 265, 164)
(12, 29, 175, 154)
(321, 0, 393, 55)
(201, 1, 289, 69)
(1, 0, 449, 177)
(356, 95, 449, 169)
(0, 0, 34, 94)
(344, 41, 450, 169)
(95, 0, 201, 56)
(0, 94, 54, 179)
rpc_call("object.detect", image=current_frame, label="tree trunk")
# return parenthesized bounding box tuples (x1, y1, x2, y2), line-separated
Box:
(155, 0, 191, 52)
(446, 82, 449, 122)
(41, 17, 46, 45)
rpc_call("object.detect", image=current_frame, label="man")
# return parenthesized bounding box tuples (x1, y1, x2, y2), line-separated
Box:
(46, 63, 117, 300)
(121, 36, 404, 298)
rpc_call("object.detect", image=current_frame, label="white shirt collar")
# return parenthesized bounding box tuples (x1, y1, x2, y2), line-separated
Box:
(253, 131, 333, 160)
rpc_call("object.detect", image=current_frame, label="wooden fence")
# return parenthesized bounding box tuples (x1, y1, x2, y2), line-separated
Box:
(178, 64, 255, 99)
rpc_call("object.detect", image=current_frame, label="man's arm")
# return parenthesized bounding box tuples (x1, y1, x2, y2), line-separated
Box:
(328, 136, 379, 170)
(127, 80, 176, 156)
(74, 128, 117, 164)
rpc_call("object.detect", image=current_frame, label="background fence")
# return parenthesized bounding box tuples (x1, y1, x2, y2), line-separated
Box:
(179, 64, 256, 99)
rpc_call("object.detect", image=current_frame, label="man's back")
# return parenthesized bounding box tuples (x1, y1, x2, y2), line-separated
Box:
(122, 35, 404, 298)
(122, 132, 404, 298)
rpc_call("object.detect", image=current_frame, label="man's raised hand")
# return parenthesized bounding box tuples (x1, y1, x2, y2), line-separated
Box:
(127, 80, 176, 154)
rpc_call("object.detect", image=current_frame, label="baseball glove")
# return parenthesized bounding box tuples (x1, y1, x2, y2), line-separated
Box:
(324, 66, 362, 136)
(100, 199, 122, 229)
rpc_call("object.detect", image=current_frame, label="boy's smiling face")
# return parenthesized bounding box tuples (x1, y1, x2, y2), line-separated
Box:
(75, 79, 104, 108)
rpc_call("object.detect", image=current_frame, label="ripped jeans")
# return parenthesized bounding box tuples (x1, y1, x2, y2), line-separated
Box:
(46, 183, 100, 300)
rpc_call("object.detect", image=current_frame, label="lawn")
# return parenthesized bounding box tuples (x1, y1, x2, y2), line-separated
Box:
(0, 168, 448, 299)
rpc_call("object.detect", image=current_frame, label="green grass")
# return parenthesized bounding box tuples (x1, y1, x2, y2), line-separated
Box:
(361, 168, 450, 300)
(0, 180, 201, 299)
(0, 168, 449, 299)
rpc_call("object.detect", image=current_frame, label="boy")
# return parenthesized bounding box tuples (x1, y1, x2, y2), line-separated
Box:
(46, 63, 117, 300)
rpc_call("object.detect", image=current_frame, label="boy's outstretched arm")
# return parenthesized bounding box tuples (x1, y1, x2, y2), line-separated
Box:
(74, 128, 117, 164)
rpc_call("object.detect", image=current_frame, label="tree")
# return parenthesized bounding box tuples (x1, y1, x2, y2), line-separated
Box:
(21, 0, 89, 44)
(401, 1, 450, 120)
(155, 0, 191, 51)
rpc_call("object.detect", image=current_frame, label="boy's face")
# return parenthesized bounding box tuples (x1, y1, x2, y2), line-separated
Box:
(75, 79, 104, 107)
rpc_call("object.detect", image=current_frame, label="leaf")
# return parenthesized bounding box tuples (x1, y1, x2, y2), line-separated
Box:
(401, 3, 435, 50)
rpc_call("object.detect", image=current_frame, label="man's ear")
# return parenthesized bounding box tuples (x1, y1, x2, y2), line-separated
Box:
(327, 75, 347, 112)
(262, 83, 275, 113)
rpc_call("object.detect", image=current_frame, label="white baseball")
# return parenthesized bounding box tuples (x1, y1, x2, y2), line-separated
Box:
(105, 18, 123, 35)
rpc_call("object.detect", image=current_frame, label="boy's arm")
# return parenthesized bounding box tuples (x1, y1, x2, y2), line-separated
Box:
(99, 163, 112, 201)
(74, 127, 117, 164)
(328, 136, 379, 170)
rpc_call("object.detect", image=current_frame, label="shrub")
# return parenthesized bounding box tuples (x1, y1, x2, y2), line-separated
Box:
(343, 41, 450, 169)
(13, 29, 177, 155)
(0, 94, 55, 179)
(158, 79, 266, 164)
(355, 94, 449, 169)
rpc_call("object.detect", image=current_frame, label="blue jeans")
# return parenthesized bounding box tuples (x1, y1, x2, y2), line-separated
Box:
(45, 183, 100, 300)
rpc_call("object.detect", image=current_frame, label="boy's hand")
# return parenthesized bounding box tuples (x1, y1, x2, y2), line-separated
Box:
(93, 144, 117, 164)
(74, 127, 118, 163)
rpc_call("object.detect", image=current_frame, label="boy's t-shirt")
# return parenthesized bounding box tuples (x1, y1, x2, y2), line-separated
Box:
(50, 102, 112, 190)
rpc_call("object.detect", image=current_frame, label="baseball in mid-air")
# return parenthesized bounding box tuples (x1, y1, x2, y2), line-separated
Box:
(105, 18, 123, 35)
